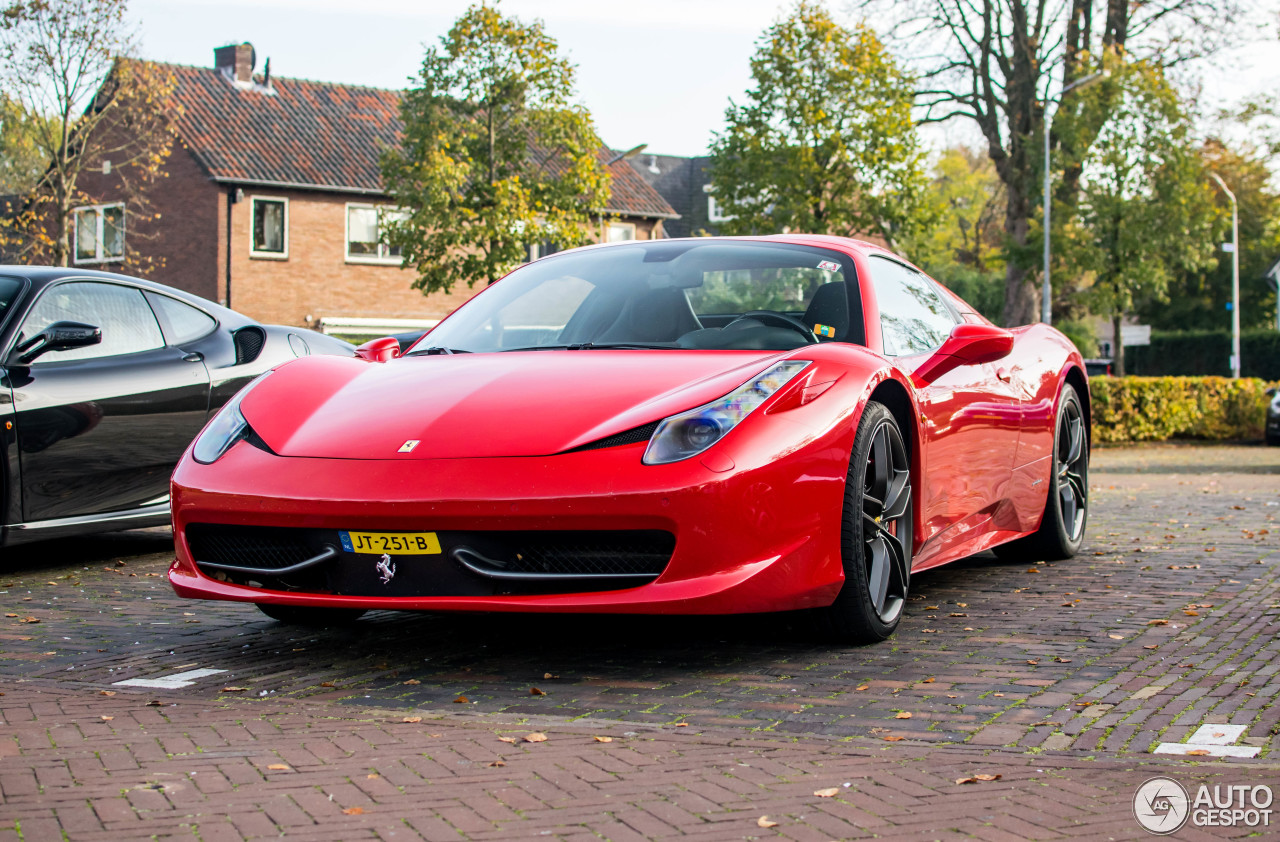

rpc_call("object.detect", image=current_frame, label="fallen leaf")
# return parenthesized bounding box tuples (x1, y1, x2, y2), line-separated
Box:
(342, 806, 364, 815)
(403, 679, 421, 685)
(925, 605, 939, 610)
(100, 715, 113, 721)
(922, 677, 935, 683)
(950, 613, 967, 617)
(1143, 645, 1158, 650)
(4, 613, 14, 617)
(594, 736, 613, 743)
(674, 722, 689, 727)
(956, 777, 978, 785)
(884, 735, 904, 742)
(221, 686, 249, 692)
(145, 700, 165, 707)
(498, 736, 517, 744)
(529, 687, 546, 696)
(946, 694, 958, 699)
(975, 774, 1002, 781)
(99, 690, 116, 696)
(543, 672, 559, 679)
(320, 682, 335, 688)
(366, 773, 379, 779)
(1031, 721, 1053, 726)
(1108, 634, 1124, 640)
(1183, 610, 1199, 616)
(523, 733, 548, 743)
(453, 696, 469, 704)
(856, 684, 869, 691)
(1026, 568, 1039, 573)
(1054, 657, 1072, 663)
(1147, 619, 1169, 626)
(895, 711, 912, 719)
(488, 760, 506, 767)
(757, 816, 779, 828)
(956, 602, 968, 608)
(266, 764, 290, 771)
(922, 629, 938, 634)
(19, 617, 39, 623)
(1186, 749, 1210, 756)
(1027, 660, 1040, 665)
(813, 787, 839, 797)
(402, 717, 422, 724)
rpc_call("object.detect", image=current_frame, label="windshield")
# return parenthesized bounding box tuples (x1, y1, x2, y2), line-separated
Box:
(417, 240, 864, 353)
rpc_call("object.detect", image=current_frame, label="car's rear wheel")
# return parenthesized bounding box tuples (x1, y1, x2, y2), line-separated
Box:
(994, 384, 1089, 562)
(256, 603, 367, 626)
(816, 402, 913, 644)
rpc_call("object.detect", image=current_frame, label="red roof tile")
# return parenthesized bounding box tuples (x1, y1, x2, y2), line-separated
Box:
(160, 62, 677, 219)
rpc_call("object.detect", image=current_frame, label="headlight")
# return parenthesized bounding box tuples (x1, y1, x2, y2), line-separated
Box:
(192, 371, 272, 464)
(643, 361, 810, 465)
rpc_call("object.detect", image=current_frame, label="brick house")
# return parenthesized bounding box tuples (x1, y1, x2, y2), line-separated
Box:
(627, 153, 724, 239)
(73, 43, 678, 332)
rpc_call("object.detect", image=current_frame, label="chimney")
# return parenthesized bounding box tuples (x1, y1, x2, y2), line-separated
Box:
(214, 42, 255, 85)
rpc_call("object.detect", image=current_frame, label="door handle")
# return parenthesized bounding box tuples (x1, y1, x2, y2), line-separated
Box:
(183, 352, 204, 363)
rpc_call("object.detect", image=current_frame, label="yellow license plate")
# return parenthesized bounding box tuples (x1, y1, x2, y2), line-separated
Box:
(340, 531, 441, 555)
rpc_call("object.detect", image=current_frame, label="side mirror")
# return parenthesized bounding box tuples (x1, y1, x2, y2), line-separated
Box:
(11, 321, 102, 365)
(354, 336, 402, 363)
(912, 323, 1014, 385)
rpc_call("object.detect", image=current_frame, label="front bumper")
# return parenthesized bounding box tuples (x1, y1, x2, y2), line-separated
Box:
(168, 420, 853, 615)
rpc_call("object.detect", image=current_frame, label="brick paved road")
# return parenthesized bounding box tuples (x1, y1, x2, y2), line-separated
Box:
(1, 443, 1278, 840)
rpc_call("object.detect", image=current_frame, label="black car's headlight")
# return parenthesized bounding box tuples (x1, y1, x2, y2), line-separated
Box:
(642, 361, 810, 465)
(192, 371, 272, 464)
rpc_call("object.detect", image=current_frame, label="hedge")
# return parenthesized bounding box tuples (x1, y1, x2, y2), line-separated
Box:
(1089, 376, 1276, 443)
(1126, 329, 1280, 379)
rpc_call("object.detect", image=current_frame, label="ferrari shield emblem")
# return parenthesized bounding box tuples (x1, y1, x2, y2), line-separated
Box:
(376, 553, 396, 585)
(398, 440, 420, 453)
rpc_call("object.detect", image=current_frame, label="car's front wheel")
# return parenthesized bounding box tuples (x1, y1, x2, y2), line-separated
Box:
(816, 401, 914, 644)
(256, 603, 367, 627)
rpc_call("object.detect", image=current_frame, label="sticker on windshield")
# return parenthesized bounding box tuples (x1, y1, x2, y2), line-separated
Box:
(817, 260, 841, 272)
(814, 324, 836, 338)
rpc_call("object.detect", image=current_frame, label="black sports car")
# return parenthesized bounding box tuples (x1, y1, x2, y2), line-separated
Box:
(0, 267, 353, 545)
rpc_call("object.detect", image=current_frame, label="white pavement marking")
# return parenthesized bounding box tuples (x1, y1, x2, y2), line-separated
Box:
(1186, 723, 1247, 745)
(113, 668, 227, 690)
(1153, 743, 1261, 758)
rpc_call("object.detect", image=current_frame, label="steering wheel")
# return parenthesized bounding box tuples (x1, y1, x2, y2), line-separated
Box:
(725, 310, 818, 344)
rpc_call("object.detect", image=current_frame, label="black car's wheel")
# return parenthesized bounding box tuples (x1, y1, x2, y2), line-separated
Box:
(816, 402, 913, 644)
(256, 603, 366, 626)
(994, 384, 1089, 562)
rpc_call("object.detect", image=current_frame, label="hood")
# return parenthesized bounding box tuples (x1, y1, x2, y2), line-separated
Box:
(240, 350, 787, 459)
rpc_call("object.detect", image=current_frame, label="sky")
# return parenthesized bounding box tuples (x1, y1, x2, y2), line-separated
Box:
(133, 0, 1280, 158)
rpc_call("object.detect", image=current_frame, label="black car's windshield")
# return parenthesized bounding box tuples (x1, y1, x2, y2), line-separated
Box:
(417, 240, 864, 353)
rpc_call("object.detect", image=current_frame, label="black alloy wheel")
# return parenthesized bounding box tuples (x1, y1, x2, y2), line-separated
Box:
(256, 603, 367, 627)
(816, 402, 914, 643)
(995, 384, 1089, 562)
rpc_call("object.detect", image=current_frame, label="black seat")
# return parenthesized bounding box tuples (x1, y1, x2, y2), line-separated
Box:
(803, 283, 850, 341)
(595, 287, 702, 343)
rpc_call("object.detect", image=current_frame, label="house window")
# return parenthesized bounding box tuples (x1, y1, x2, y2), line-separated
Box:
(704, 184, 733, 222)
(346, 204, 406, 263)
(250, 197, 288, 258)
(606, 221, 636, 242)
(72, 203, 125, 264)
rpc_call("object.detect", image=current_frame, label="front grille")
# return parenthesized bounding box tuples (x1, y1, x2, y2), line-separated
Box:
(568, 421, 660, 453)
(467, 531, 674, 577)
(187, 524, 317, 571)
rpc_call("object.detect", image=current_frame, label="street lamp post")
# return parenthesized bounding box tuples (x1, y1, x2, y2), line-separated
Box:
(1209, 172, 1241, 378)
(1042, 70, 1108, 325)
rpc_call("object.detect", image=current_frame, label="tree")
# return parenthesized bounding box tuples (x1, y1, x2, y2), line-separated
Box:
(0, 93, 56, 194)
(1065, 61, 1219, 375)
(869, 0, 1241, 326)
(0, 0, 177, 267)
(707, 2, 930, 250)
(382, 3, 609, 294)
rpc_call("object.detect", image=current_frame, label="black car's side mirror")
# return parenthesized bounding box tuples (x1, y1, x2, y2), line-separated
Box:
(11, 321, 102, 365)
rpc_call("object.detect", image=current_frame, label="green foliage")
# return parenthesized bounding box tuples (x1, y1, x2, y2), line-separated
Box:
(707, 2, 929, 248)
(1063, 59, 1220, 333)
(1091, 376, 1275, 443)
(1134, 140, 1280, 332)
(1056, 319, 1098, 358)
(0, 92, 54, 193)
(905, 146, 1004, 278)
(929, 265, 1002, 323)
(381, 3, 609, 294)
(1125, 329, 1280, 380)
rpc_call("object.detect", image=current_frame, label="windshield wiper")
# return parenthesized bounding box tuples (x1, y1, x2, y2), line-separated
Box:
(501, 342, 676, 352)
(407, 346, 471, 356)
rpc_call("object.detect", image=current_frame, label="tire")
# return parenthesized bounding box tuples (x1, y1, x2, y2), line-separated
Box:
(994, 384, 1089, 562)
(815, 402, 914, 644)
(256, 603, 367, 627)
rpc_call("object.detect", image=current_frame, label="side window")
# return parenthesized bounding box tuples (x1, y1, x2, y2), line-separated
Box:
(20, 282, 164, 362)
(868, 257, 957, 356)
(149, 294, 217, 345)
(250, 197, 288, 257)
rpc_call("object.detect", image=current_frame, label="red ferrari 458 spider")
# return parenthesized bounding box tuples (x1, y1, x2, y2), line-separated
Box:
(168, 235, 1090, 643)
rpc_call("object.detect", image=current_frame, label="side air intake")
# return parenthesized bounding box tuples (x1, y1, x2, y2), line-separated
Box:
(232, 326, 266, 365)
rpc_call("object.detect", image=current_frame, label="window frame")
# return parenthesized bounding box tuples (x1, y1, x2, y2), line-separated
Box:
(19, 279, 165, 364)
(344, 202, 406, 265)
(703, 184, 734, 223)
(71, 202, 126, 265)
(144, 291, 220, 346)
(249, 196, 289, 260)
(605, 221, 636, 242)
